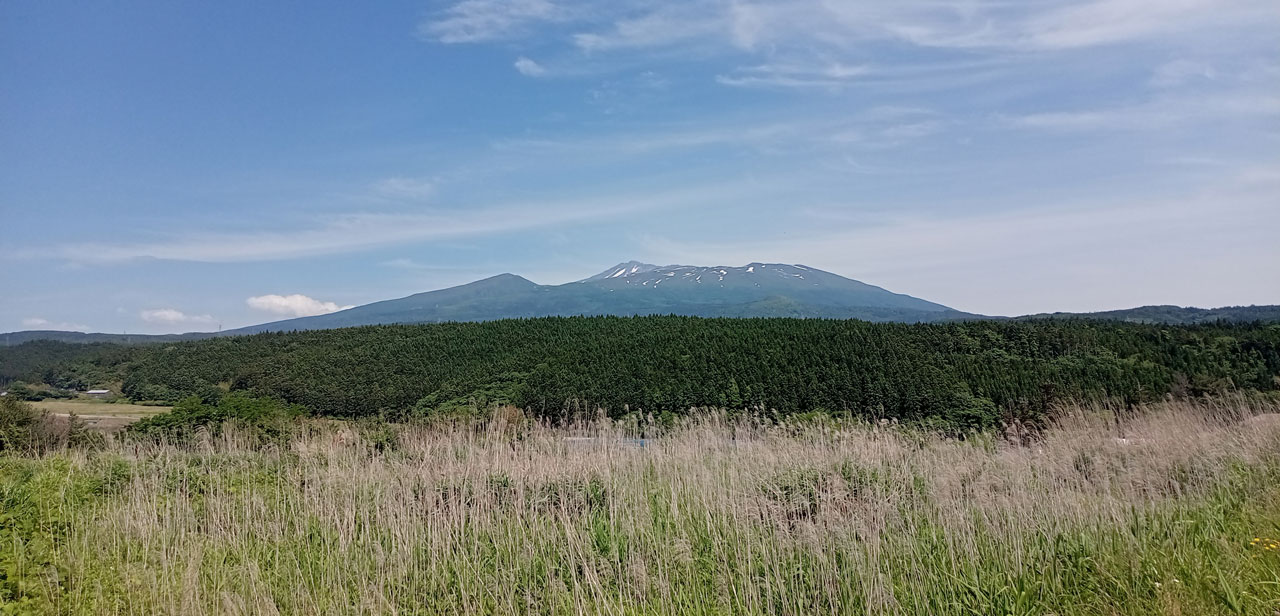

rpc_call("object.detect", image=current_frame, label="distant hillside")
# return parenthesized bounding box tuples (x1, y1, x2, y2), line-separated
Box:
(0, 330, 215, 347)
(1024, 305, 1280, 325)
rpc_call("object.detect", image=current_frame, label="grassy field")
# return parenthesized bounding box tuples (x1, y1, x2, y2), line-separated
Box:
(28, 399, 171, 431)
(30, 399, 172, 417)
(3, 399, 1280, 615)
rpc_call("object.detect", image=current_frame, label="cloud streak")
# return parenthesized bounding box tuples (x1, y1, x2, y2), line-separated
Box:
(419, 0, 563, 43)
(21, 317, 92, 332)
(139, 309, 217, 325)
(44, 183, 764, 263)
(371, 177, 435, 201)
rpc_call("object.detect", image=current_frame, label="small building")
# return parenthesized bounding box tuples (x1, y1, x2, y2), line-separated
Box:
(85, 389, 111, 397)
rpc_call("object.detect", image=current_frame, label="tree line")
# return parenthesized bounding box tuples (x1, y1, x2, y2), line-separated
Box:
(2, 316, 1278, 428)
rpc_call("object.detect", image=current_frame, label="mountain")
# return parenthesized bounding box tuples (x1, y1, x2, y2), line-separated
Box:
(223, 262, 968, 334)
(7, 263, 1278, 344)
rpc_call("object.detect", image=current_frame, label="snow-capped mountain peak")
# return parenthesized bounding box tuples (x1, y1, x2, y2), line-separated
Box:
(582, 261, 665, 282)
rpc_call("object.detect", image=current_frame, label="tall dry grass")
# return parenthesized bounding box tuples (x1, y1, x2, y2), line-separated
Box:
(6, 399, 1280, 615)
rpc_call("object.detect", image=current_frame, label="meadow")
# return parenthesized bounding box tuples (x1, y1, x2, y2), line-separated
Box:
(25, 400, 171, 432)
(27, 400, 170, 417)
(2, 398, 1279, 615)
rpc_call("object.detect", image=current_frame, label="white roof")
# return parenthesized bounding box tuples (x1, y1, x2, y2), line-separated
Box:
(86, 389, 111, 394)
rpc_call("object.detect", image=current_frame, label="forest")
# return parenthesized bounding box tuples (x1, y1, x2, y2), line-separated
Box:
(2, 316, 1278, 429)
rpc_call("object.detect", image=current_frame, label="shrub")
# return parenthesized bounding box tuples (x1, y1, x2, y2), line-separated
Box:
(355, 416, 401, 453)
(127, 392, 306, 444)
(65, 412, 106, 450)
(0, 396, 62, 455)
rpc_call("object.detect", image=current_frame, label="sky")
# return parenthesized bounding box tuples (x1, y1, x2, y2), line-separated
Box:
(2, 0, 1278, 333)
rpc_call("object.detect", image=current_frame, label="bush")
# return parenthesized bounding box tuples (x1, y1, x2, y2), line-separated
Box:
(355, 417, 401, 453)
(127, 392, 306, 444)
(65, 412, 105, 450)
(0, 396, 62, 455)
(5, 382, 39, 401)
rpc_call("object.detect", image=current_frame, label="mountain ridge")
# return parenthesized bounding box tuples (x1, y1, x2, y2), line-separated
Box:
(221, 261, 963, 334)
(6, 262, 1278, 345)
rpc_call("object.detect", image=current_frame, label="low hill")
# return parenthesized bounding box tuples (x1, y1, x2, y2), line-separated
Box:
(0, 330, 216, 346)
(1024, 305, 1280, 325)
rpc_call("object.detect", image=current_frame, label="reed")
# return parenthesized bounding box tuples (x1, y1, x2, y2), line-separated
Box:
(4, 399, 1280, 615)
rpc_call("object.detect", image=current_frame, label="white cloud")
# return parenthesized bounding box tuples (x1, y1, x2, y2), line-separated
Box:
(371, 177, 436, 201)
(245, 294, 355, 318)
(139, 309, 217, 325)
(514, 56, 547, 76)
(21, 317, 91, 332)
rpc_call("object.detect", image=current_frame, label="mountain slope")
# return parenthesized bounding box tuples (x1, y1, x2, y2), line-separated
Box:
(225, 262, 969, 334)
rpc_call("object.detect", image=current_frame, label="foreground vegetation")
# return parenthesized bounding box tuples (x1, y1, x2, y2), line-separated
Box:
(3, 397, 1280, 615)
(3, 317, 1279, 429)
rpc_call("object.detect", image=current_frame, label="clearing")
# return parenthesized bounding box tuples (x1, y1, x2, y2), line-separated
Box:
(32, 399, 171, 430)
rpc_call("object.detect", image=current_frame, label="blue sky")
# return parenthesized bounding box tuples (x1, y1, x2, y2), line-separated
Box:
(2, 0, 1278, 333)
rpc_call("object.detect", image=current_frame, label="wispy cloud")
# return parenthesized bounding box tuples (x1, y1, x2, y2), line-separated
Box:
(371, 177, 436, 201)
(419, 0, 564, 43)
(44, 183, 763, 263)
(715, 62, 870, 89)
(571, 5, 725, 52)
(246, 294, 354, 318)
(379, 258, 486, 272)
(1018, 0, 1277, 50)
(1149, 59, 1216, 88)
(1009, 92, 1280, 131)
(423, 0, 1279, 58)
(21, 317, 91, 332)
(496, 105, 945, 155)
(139, 309, 217, 325)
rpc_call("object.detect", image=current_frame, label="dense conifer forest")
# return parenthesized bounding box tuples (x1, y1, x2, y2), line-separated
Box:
(2, 316, 1278, 428)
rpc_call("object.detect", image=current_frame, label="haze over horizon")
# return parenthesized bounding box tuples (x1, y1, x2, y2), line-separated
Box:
(3, 1, 1278, 333)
